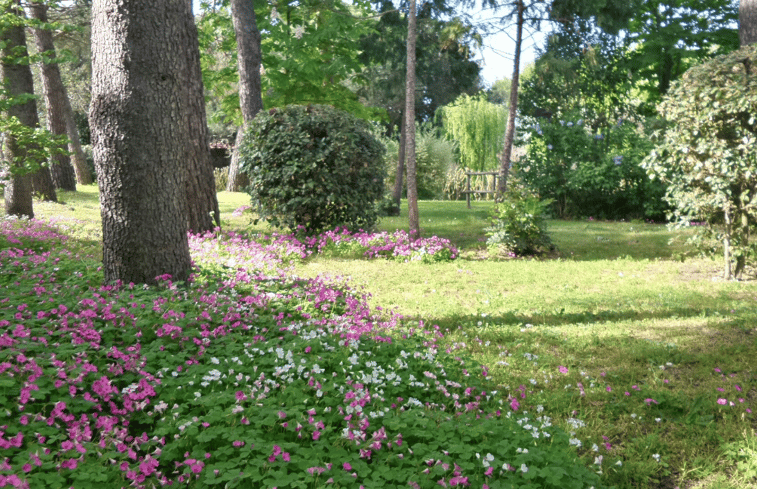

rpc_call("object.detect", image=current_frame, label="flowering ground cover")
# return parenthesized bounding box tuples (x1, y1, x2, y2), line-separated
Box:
(4, 189, 757, 488)
(0, 216, 599, 488)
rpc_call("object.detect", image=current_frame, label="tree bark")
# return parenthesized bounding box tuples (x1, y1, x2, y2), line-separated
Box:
(64, 90, 93, 184)
(390, 112, 406, 216)
(29, 0, 77, 192)
(496, 0, 524, 199)
(227, 0, 264, 192)
(742, 0, 757, 46)
(405, 0, 420, 237)
(183, 0, 220, 232)
(1, 0, 45, 217)
(90, 0, 192, 285)
(0, 2, 34, 218)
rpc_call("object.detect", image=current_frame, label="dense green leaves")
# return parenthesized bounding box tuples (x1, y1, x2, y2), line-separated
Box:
(240, 104, 386, 233)
(197, 0, 380, 132)
(440, 94, 506, 172)
(643, 45, 757, 279)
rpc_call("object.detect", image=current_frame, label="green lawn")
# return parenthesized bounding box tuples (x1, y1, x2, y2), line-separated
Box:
(7, 188, 757, 488)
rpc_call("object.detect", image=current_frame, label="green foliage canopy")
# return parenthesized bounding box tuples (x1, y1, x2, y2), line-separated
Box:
(197, 0, 381, 132)
(440, 94, 506, 172)
(643, 45, 757, 279)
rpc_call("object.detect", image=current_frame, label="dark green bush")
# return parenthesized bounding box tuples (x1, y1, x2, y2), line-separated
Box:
(240, 105, 386, 233)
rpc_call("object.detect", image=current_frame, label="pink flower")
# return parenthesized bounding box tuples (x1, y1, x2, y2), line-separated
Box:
(558, 366, 568, 374)
(282, 452, 290, 462)
(343, 462, 352, 471)
(606, 386, 612, 392)
(233, 440, 245, 447)
(644, 398, 658, 405)
(717, 398, 727, 405)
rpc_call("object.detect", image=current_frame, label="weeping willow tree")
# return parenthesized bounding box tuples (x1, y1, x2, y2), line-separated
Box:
(440, 94, 507, 171)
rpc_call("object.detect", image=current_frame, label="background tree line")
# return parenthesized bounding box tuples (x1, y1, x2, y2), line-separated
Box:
(0, 0, 755, 283)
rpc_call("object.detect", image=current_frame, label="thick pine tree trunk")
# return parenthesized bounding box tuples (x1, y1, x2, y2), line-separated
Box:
(742, 0, 757, 46)
(183, 0, 220, 232)
(90, 0, 192, 285)
(227, 0, 264, 192)
(496, 0, 524, 199)
(29, 0, 77, 192)
(405, 0, 420, 237)
(1, 0, 43, 217)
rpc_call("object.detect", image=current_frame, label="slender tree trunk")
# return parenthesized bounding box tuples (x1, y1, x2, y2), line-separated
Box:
(227, 0, 264, 192)
(723, 205, 733, 280)
(1, 1, 35, 218)
(496, 0, 524, 199)
(391, 112, 406, 216)
(29, 0, 77, 192)
(742, 0, 757, 46)
(405, 0, 419, 237)
(90, 0, 192, 285)
(64, 92, 93, 184)
(183, 0, 220, 232)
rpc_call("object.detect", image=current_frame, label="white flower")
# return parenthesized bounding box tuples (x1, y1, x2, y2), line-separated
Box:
(520, 463, 528, 473)
(652, 453, 661, 462)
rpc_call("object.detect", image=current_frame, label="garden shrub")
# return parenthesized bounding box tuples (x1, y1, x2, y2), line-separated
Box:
(486, 185, 554, 257)
(642, 45, 757, 280)
(384, 123, 456, 200)
(518, 115, 666, 221)
(240, 104, 386, 233)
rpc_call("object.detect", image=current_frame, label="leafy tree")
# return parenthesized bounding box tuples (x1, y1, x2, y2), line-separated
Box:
(357, 0, 482, 132)
(1, 0, 65, 217)
(197, 0, 379, 132)
(624, 0, 739, 108)
(28, 0, 79, 191)
(90, 0, 194, 284)
(486, 77, 511, 105)
(519, 18, 632, 129)
(439, 94, 506, 171)
(240, 105, 386, 233)
(643, 45, 757, 280)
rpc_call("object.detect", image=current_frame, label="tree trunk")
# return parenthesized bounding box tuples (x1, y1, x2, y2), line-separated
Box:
(742, 0, 757, 46)
(1, 1, 34, 218)
(496, 0, 524, 199)
(227, 0, 264, 192)
(183, 0, 221, 232)
(29, 0, 77, 192)
(723, 205, 733, 280)
(90, 0, 192, 285)
(390, 112, 406, 216)
(64, 92, 93, 184)
(1, 0, 41, 217)
(405, 0, 420, 237)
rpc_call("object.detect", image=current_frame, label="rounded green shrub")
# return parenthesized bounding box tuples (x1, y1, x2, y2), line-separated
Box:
(240, 104, 386, 233)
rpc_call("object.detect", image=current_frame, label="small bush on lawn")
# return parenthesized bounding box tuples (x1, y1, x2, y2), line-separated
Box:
(0, 219, 602, 488)
(486, 186, 554, 257)
(240, 104, 386, 234)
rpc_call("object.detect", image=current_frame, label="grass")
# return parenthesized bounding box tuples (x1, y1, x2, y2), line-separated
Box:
(5, 188, 757, 488)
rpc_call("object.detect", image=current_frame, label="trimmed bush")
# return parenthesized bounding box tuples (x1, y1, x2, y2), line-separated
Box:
(240, 104, 386, 233)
